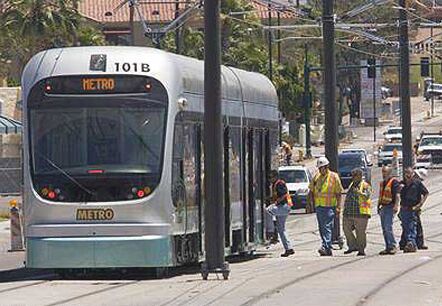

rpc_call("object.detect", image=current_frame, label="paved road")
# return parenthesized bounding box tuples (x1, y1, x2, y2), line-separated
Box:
(1, 97, 442, 305)
(0, 170, 441, 306)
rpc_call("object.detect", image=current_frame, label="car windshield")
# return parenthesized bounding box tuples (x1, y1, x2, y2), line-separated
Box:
(383, 144, 402, 152)
(420, 137, 442, 146)
(339, 155, 364, 170)
(279, 170, 308, 183)
(386, 128, 401, 134)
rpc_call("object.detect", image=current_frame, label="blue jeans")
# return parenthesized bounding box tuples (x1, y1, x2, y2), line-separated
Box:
(379, 205, 396, 250)
(267, 204, 292, 250)
(399, 209, 417, 247)
(316, 206, 335, 250)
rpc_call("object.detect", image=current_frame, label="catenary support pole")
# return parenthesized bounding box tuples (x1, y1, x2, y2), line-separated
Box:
(304, 45, 312, 158)
(322, 0, 338, 171)
(373, 62, 377, 142)
(175, 0, 181, 54)
(201, 0, 229, 280)
(431, 26, 434, 117)
(399, 0, 413, 168)
(268, 3, 273, 82)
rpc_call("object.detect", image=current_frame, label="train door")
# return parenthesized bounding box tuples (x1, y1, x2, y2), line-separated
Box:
(224, 126, 231, 247)
(264, 129, 271, 239)
(196, 123, 203, 254)
(241, 127, 248, 245)
(247, 128, 255, 243)
(256, 129, 265, 242)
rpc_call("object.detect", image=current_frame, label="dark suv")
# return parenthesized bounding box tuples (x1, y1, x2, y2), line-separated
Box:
(338, 152, 372, 189)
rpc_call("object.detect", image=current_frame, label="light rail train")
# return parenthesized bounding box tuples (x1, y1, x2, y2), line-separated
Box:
(22, 46, 279, 270)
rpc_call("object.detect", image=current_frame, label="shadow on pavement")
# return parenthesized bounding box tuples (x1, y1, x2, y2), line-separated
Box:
(0, 253, 270, 282)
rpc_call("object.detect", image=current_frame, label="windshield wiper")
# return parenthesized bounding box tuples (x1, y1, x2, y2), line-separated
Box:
(36, 152, 94, 196)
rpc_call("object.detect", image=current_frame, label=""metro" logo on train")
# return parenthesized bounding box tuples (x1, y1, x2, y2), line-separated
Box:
(76, 208, 114, 221)
(82, 78, 115, 91)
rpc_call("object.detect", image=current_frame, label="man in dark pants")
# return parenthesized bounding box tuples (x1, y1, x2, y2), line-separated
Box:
(378, 166, 400, 255)
(266, 170, 295, 257)
(399, 167, 429, 253)
(400, 168, 429, 250)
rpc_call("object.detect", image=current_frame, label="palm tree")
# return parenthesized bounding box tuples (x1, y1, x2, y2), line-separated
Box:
(2, 0, 81, 62)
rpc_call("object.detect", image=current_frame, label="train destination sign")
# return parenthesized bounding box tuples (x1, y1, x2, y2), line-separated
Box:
(43, 75, 153, 95)
(82, 78, 115, 91)
(76, 208, 114, 221)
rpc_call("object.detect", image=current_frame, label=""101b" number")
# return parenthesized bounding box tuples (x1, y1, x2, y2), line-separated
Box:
(115, 62, 150, 73)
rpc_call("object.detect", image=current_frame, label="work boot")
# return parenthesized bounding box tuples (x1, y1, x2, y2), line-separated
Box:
(344, 249, 357, 254)
(418, 245, 429, 250)
(403, 242, 417, 253)
(318, 248, 332, 256)
(379, 249, 389, 255)
(387, 247, 397, 255)
(281, 249, 295, 257)
(270, 232, 279, 244)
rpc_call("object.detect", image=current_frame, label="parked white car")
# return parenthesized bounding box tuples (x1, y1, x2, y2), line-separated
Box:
(416, 134, 442, 168)
(426, 83, 442, 99)
(278, 165, 312, 211)
(383, 126, 402, 143)
(377, 143, 403, 167)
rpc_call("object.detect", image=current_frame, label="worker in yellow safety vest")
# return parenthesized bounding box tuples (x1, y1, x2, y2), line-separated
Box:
(266, 170, 295, 257)
(342, 168, 372, 256)
(309, 157, 344, 256)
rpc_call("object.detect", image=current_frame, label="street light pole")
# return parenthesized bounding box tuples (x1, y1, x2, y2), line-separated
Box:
(399, 0, 413, 169)
(201, 0, 229, 280)
(322, 0, 338, 171)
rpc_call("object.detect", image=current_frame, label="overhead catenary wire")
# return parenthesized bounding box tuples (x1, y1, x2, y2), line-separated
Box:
(336, 42, 399, 59)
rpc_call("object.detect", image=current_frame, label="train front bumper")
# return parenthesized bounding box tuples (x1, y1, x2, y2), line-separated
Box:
(26, 235, 173, 268)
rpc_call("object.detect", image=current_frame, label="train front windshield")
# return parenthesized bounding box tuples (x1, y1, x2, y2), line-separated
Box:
(28, 76, 168, 202)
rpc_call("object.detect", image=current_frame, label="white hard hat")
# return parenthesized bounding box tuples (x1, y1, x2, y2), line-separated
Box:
(414, 168, 428, 180)
(317, 156, 330, 168)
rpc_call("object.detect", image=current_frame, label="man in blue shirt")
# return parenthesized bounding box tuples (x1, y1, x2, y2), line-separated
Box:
(399, 167, 429, 253)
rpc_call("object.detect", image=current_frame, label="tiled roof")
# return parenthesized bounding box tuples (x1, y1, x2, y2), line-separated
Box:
(78, 0, 297, 24)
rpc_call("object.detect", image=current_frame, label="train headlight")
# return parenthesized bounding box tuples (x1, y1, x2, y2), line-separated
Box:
(48, 191, 56, 199)
(41, 188, 49, 196)
(144, 186, 151, 195)
(137, 190, 145, 198)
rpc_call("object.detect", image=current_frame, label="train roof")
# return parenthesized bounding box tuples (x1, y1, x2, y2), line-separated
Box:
(22, 46, 278, 107)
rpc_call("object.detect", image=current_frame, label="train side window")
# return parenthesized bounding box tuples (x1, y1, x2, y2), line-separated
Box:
(171, 117, 197, 208)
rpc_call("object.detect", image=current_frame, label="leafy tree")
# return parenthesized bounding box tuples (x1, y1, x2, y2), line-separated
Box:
(162, 0, 305, 117)
(0, 0, 105, 82)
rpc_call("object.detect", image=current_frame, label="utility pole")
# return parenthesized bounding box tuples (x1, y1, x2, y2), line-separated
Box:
(201, 0, 229, 280)
(322, 0, 338, 171)
(277, 11, 281, 64)
(431, 25, 434, 117)
(129, 2, 135, 46)
(399, 0, 413, 169)
(175, 0, 181, 54)
(372, 60, 377, 142)
(268, 3, 273, 81)
(304, 45, 312, 158)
